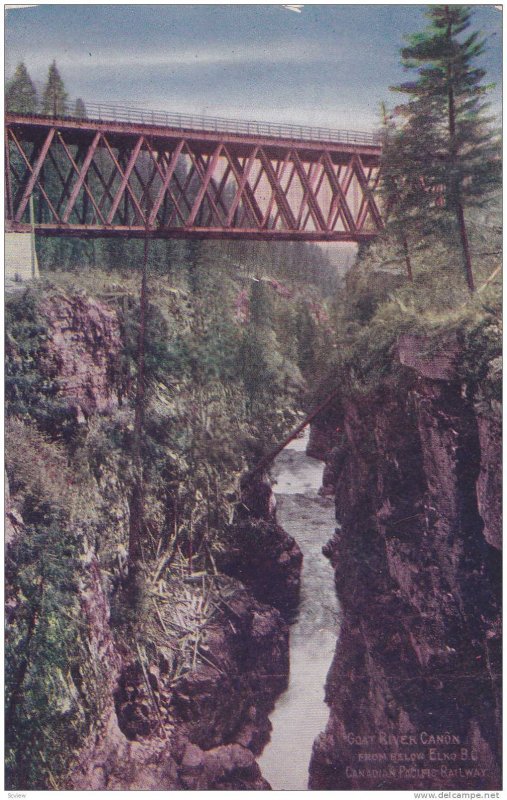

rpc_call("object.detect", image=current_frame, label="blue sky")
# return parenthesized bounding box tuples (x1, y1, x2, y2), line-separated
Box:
(5, 4, 502, 131)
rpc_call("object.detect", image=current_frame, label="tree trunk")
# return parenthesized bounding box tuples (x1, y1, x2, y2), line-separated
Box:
(127, 233, 149, 602)
(456, 201, 475, 292)
(402, 236, 413, 281)
(445, 5, 475, 293)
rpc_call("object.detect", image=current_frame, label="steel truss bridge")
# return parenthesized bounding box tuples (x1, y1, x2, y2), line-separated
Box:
(5, 103, 383, 242)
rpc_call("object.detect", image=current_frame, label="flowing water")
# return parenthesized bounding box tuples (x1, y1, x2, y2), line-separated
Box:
(258, 432, 340, 790)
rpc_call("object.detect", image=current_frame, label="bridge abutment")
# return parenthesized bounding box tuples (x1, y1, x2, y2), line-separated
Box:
(5, 231, 39, 283)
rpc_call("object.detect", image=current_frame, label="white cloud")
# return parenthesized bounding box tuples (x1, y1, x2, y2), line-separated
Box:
(9, 38, 346, 76)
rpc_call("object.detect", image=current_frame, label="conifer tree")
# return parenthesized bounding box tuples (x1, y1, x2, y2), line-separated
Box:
(41, 60, 68, 117)
(6, 62, 37, 114)
(378, 104, 417, 281)
(73, 97, 87, 118)
(390, 5, 500, 292)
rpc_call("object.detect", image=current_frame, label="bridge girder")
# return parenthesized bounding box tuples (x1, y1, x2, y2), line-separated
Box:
(5, 114, 383, 242)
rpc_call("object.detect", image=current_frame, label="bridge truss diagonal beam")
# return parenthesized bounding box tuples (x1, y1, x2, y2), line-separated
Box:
(5, 114, 383, 242)
(11, 127, 56, 222)
(147, 139, 185, 225)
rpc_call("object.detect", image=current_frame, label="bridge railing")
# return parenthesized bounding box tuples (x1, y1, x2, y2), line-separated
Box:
(14, 100, 382, 147)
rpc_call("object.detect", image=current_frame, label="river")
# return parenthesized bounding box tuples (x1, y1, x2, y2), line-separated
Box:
(258, 432, 340, 790)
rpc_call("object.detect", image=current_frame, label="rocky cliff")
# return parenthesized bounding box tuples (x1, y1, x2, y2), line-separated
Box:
(5, 286, 302, 790)
(70, 567, 289, 790)
(309, 339, 502, 791)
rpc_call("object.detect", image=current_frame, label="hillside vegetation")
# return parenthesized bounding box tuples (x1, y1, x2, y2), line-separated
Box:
(5, 237, 341, 788)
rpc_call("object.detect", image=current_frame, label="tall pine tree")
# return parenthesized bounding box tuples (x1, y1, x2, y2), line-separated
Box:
(41, 60, 68, 116)
(73, 97, 87, 118)
(378, 103, 417, 281)
(6, 62, 37, 114)
(390, 5, 500, 292)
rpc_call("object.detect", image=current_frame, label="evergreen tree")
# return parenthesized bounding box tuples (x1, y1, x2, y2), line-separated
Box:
(41, 60, 68, 117)
(249, 278, 272, 328)
(379, 105, 411, 280)
(390, 4, 500, 292)
(73, 97, 87, 118)
(6, 62, 37, 114)
(239, 280, 283, 415)
(295, 300, 319, 377)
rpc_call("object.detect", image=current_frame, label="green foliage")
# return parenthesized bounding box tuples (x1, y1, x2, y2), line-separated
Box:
(73, 97, 87, 117)
(318, 229, 501, 415)
(385, 4, 501, 290)
(36, 237, 96, 271)
(5, 226, 342, 787)
(116, 293, 177, 399)
(394, 4, 500, 205)
(5, 417, 107, 789)
(6, 418, 78, 525)
(6, 62, 37, 114)
(457, 293, 502, 412)
(6, 518, 83, 789)
(5, 290, 79, 441)
(41, 60, 68, 116)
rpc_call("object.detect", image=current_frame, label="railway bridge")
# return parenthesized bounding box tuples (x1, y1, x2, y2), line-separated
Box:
(5, 103, 383, 243)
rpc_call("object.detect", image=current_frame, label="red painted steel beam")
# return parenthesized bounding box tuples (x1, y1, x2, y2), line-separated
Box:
(47, 147, 76, 216)
(356, 165, 381, 229)
(258, 149, 297, 230)
(6, 114, 381, 165)
(226, 150, 264, 227)
(322, 152, 356, 233)
(352, 153, 383, 230)
(5, 116, 384, 241)
(225, 147, 258, 226)
(9, 128, 60, 222)
(301, 159, 328, 230)
(186, 144, 223, 226)
(5, 136, 14, 219)
(292, 151, 327, 231)
(106, 134, 144, 223)
(26, 222, 378, 242)
(147, 139, 185, 225)
(13, 127, 55, 222)
(61, 131, 102, 223)
(100, 135, 146, 224)
(195, 152, 231, 225)
(57, 131, 107, 225)
(266, 153, 298, 230)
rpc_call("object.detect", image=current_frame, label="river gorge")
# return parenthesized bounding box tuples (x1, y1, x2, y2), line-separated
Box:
(6, 281, 501, 792)
(258, 431, 338, 789)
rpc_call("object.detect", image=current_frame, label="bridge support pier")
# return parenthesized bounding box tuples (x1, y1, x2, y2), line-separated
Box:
(5, 231, 39, 283)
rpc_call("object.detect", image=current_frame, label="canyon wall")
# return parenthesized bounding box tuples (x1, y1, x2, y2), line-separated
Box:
(5, 289, 301, 790)
(309, 341, 502, 791)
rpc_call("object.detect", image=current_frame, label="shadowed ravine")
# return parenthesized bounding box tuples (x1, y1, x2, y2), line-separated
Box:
(258, 433, 339, 790)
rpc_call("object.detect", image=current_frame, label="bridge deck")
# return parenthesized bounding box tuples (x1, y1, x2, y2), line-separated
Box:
(8, 102, 382, 147)
(6, 113, 382, 166)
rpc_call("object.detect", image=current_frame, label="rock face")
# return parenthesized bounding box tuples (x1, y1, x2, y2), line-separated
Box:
(40, 292, 122, 418)
(68, 484, 293, 790)
(71, 578, 285, 791)
(168, 587, 289, 757)
(223, 477, 302, 614)
(6, 290, 299, 791)
(476, 414, 502, 551)
(309, 367, 501, 790)
(307, 411, 342, 462)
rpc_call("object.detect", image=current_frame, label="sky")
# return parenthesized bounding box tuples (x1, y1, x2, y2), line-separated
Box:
(4, 3, 502, 133)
